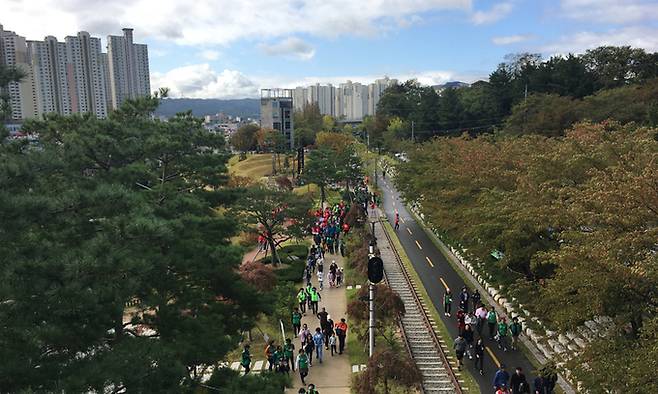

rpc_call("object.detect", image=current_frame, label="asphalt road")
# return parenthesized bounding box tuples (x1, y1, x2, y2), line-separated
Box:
(376, 175, 538, 393)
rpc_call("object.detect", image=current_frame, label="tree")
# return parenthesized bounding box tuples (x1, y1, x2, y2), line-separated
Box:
(239, 261, 276, 291)
(347, 284, 405, 341)
(293, 102, 323, 134)
(232, 186, 313, 265)
(0, 96, 263, 392)
(352, 349, 422, 394)
(302, 146, 338, 206)
(230, 124, 259, 152)
(383, 116, 408, 151)
(322, 114, 336, 131)
(504, 93, 580, 137)
(0, 64, 26, 121)
(315, 130, 353, 153)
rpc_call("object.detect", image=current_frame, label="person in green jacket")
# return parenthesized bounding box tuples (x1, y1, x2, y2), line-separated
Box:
(274, 345, 287, 374)
(310, 287, 321, 315)
(487, 308, 498, 340)
(296, 349, 310, 384)
(284, 338, 296, 371)
(443, 288, 453, 317)
(510, 317, 522, 351)
(298, 288, 307, 314)
(292, 307, 302, 335)
(497, 317, 509, 352)
(307, 383, 319, 394)
(240, 344, 251, 374)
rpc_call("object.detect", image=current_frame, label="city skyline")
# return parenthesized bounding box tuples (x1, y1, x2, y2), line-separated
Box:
(3, 0, 658, 99)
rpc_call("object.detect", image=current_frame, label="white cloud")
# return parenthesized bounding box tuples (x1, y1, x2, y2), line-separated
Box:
(259, 37, 315, 60)
(150, 63, 485, 99)
(2, 0, 472, 45)
(150, 64, 260, 99)
(492, 34, 534, 45)
(541, 26, 658, 54)
(199, 50, 221, 61)
(561, 0, 658, 24)
(470, 1, 514, 25)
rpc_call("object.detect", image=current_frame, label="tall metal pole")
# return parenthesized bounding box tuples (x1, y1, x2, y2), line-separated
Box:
(411, 120, 415, 142)
(368, 239, 376, 357)
(369, 283, 375, 357)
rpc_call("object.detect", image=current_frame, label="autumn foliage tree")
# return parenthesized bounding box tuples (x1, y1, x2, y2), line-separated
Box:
(395, 121, 658, 390)
(352, 349, 422, 394)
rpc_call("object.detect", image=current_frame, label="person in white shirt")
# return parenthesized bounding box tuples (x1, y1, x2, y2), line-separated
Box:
(317, 271, 324, 290)
(475, 305, 488, 336)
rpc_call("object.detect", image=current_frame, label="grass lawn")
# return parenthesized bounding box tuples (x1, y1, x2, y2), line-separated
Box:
(382, 221, 480, 393)
(229, 153, 274, 180)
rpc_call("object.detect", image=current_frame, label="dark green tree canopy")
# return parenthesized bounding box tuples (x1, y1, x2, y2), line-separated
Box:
(0, 96, 263, 392)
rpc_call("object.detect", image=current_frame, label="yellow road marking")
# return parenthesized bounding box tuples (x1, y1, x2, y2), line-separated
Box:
(406, 228, 413, 235)
(426, 256, 434, 267)
(439, 277, 449, 290)
(415, 240, 423, 250)
(485, 346, 501, 368)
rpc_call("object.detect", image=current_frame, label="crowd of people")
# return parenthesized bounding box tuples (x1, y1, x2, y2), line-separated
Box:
(448, 286, 557, 393)
(239, 201, 355, 394)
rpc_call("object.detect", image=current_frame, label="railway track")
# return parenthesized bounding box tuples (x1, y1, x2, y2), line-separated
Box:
(376, 219, 463, 394)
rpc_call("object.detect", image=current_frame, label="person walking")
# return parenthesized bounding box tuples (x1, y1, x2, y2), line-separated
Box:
(307, 383, 319, 394)
(510, 317, 522, 351)
(533, 376, 544, 394)
(304, 333, 315, 367)
(299, 324, 310, 348)
(456, 308, 466, 335)
(296, 349, 310, 384)
(335, 318, 348, 354)
(497, 317, 510, 352)
(487, 308, 498, 340)
(284, 338, 296, 372)
(443, 288, 453, 317)
(453, 334, 467, 370)
(310, 287, 321, 315)
(472, 289, 481, 312)
(240, 344, 252, 375)
(475, 304, 488, 336)
(298, 288, 307, 314)
(463, 324, 475, 359)
(510, 367, 530, 394)
(274, 345, 285, 373)
(313, 327, 324, 364)
(317, 270, 324, 291)
(465, 312, 477, 337)
(474, 338, 485, 375)
(394, 212, 400, 230)
(459, 287, 470, 313)
(292, 307, 302, 336)
(265, 340, 276, 371)
(493, 364, 511, 392)
(329, 332, 337, 356)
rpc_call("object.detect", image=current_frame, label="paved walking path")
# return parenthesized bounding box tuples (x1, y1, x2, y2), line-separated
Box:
(285, 252, 351, 394)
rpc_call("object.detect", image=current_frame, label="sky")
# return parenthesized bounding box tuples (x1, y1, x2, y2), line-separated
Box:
(3, 0, 658, 99)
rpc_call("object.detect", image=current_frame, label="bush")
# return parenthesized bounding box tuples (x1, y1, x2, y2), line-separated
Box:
(275, 259, 306, 282)
(207, 367, 291, 393)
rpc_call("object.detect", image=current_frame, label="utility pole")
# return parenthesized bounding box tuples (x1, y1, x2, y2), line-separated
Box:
(411, 120, 415, 142)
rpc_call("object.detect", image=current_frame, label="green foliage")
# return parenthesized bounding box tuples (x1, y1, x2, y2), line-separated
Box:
(268, 282, 299, 332)
(232, 186, 313, 264)
(0, 96, 263, 392)
(207, 367, 292, 393)
(0, 64, 26, 121)
(505, 78, 658, 135)
(374, 46, 658, 142)
(230, 124, 259, 152)
(293, 102, 323, 145)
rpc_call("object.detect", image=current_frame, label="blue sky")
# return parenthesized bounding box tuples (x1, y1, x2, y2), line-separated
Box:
(5, 0, 658, 98)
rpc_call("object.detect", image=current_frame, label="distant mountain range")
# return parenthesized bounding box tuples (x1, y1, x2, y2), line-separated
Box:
(432, 81, 470, 91)
(155, 98, 260, 119)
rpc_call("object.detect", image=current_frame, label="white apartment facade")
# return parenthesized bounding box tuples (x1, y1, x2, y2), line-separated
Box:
(107, 28, 150, 110)
(291, 77, 396, 122)
(1, 24, 150, 121)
